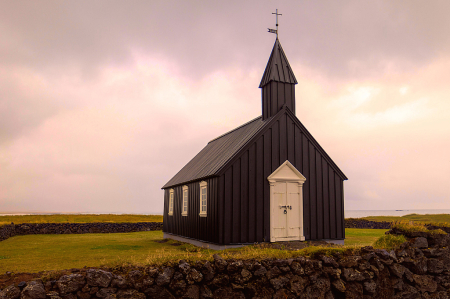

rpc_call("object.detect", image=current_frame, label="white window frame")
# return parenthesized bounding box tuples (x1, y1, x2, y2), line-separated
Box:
(168, 189, 174, 216)
(182, 186, 188, 216)
(199, 181, 207, 217)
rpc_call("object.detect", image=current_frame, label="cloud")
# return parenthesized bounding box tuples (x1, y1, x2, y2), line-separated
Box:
(0, 1, 449, 213)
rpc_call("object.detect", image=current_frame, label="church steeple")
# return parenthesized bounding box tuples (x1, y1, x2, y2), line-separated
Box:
(259, 38, 298, 120)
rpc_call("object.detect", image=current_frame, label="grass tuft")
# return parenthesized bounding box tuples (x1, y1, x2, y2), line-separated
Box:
(373, 234, 406, 250)
(391, 222, 428, 233)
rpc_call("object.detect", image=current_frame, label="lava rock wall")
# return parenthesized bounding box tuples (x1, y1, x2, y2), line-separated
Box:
(0, 222, 163, 242)
(1, 230, 450, 298)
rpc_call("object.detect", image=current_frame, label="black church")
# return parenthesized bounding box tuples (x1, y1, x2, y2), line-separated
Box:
(162, 37, 347, 249)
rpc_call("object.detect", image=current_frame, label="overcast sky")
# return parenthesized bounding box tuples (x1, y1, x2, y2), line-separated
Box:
(1, 1, 449, 214)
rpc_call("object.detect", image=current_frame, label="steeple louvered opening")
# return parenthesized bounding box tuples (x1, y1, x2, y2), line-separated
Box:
(260, 38, 298, 120)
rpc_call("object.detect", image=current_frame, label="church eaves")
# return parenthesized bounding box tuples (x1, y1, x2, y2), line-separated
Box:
(259, 38, 298, 88)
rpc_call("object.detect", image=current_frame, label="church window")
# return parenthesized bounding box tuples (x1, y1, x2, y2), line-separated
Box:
(199, 181, 207, 217)
(169, 189, 174, 216)
(182, 186, 188, 216)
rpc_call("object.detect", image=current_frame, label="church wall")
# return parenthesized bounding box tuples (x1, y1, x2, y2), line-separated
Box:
(162, 177, 219, 244)
(217, 111, 345, 244)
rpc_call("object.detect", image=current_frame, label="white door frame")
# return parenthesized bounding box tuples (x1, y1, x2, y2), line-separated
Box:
(268, 160, 306, 242)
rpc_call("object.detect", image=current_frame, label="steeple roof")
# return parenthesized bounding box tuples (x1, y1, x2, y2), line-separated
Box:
(259, 38, 298, 88)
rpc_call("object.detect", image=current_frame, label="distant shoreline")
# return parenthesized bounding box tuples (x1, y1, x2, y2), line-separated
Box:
(2, 209, 450, 218)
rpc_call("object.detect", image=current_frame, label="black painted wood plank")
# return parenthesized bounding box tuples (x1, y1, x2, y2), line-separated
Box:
(271, 82, 278, 116)
(294, 127, 302, 172)
(217, 175, 225, 244)
(309, 143, 317, 239)
(248, 143, 256, 243)
(322, 158, 330, 239)
(272, 122, 280, 170)
(287, 121, 295, 163)
(329, 168, 336, 239)
(291, 85, 295, 114)
(163, 190, 168, 232)
(263, 130, 272, 242)
(335, 175, 343, 239)
(232, 161, 241, 243)
(241, 151, 249, 243)
(256, 136, 265, 242)
(280, 114, 287, 163)
(277, 82, 285, 111)
(285, 84, 292, 112)
(224, 168, 233, 244)
(302, 134, 310, 239)
(316, 151, 323, 240)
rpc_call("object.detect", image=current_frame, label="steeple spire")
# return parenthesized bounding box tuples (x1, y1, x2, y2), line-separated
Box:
(259, 38, 298, 120)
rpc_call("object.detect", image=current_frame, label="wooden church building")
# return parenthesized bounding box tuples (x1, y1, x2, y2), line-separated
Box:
(162, 37, 348, 249)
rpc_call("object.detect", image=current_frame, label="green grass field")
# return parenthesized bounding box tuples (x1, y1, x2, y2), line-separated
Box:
(0, 228, 388, 274)
(362, 213, 450, 225)
(0, 214, 163, 226)
(344, 228, 388, 246)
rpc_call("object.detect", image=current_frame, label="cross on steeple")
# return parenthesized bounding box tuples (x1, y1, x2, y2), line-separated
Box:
(268, 9, 282, 37)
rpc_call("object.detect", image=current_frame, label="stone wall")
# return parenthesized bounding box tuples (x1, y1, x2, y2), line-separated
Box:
(344, 218, 391, 229)
(0, 224, 15, 242)
(0, 222, 163, 242)
(1, 229, 450, 298)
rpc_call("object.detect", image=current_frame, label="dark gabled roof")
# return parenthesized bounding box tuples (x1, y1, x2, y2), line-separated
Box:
(259, 38, 298, 88)
(162, 116, 267, 189)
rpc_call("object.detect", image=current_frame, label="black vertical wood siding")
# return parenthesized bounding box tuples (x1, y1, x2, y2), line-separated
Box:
(216, 111, 345, 244)
(261, 81, 296, 120)
(162, 177, 218, 244)
(163, 110, 345, 245)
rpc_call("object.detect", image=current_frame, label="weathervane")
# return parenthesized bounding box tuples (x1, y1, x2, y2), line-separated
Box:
(268, 9, 282, 38)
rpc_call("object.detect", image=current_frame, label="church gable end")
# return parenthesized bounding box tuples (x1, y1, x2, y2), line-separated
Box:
(216, 107, 345, 243)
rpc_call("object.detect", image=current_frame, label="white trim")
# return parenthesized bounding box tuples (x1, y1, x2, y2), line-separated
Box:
(268, 160, 306, 242)
(199, 181, 207, 217)
(168, 189, 174, 216)
(268, 160, 306, 183)
(182, 186, 188, 216)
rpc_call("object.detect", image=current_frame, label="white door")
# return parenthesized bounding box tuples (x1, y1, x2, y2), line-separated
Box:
(268, 160, 306, 242)
(272, 182, 301, 240)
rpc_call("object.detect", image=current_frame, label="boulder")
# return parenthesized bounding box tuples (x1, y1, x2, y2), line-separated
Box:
(86, 269, 113, 288)
(156, 267, 175, 286)
(213, 255, 227, 272)
(116, 289, 145, 299)
(56, 274, 85, 294)
(21, 281, 46, 299)
(412, 237, 428, 249)
(96, 288, 117, 298)
(290, 275, 309, 296)
(0, 285, 21, 299)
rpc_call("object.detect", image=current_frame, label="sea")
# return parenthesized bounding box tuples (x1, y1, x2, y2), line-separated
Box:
(345, 209, 450, 218)
(2, 209, 450, 218)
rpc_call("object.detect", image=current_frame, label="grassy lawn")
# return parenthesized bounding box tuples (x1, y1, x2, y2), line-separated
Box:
(362, 213, 450, 225)
(0, 228, 386, 274)
(0, 214, 163, 226)
(344, 228, 388, 246)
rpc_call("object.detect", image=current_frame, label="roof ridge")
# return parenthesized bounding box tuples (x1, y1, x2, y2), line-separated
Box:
(208, 116, 262, 143)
